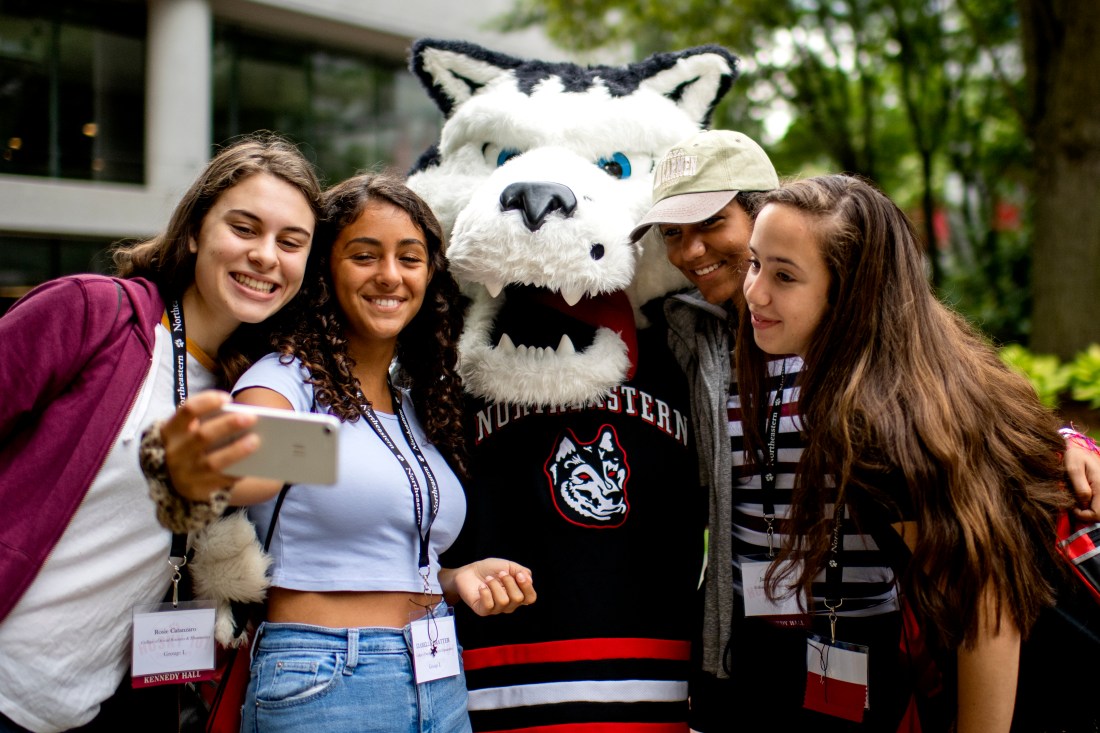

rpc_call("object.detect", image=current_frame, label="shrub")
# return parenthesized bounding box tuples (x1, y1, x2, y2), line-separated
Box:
(999, 343, 1073, 408)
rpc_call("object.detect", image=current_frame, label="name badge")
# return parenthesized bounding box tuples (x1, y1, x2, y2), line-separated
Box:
(741, 558, 807, 620)
(131, 601, 217, 688)
(803, 634, 869, 722)
(409, 609, 460, 684)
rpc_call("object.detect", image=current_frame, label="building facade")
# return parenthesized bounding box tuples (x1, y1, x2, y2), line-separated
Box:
(0, 0, 567, 310)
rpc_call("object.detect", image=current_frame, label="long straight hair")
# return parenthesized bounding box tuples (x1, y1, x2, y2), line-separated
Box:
(736, 174, 1068, 649)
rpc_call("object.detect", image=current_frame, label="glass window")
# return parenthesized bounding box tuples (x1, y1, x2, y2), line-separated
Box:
(0, 0, 145, 183)
(0, 10, 51, 177)
(213, 25, 441, 182)
(0, 231, 114, 315)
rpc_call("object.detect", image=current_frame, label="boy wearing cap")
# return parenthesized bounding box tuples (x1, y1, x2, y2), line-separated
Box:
(651, 131, 935, 730)
(632, 129, 779, 308)
(652, 132, 924, 730)
(635, 130, 798, 730)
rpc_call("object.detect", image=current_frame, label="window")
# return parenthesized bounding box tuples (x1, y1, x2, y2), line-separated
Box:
(0, 231, 114, 315)
(0, 0, 146, 182)
(213, 25, 441, 182)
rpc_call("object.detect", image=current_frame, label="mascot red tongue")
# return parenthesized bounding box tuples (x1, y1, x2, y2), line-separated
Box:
(406, 38, 738, 731)
(516, 287, 638, 381)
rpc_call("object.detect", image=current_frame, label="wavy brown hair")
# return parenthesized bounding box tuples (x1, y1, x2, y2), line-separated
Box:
(272, 172, 468, 478)
(111, 132, 323, 384)
(736, 174, 1069, 649)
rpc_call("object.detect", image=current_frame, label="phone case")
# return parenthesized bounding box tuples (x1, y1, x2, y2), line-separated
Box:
(220, 403, 340, 485)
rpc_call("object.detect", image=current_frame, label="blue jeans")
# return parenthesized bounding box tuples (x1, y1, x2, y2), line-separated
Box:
(240, 618, 472, 733)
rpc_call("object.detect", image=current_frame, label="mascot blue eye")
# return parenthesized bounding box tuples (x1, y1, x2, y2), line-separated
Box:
(497, 148, 522, 167)
(597, 152, 631, 179)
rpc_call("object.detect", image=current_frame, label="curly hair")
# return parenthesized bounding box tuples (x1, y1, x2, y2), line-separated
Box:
(736, 174, 1069, 650)
(272, 172, 469, 479)
(110, 132, 323, 384)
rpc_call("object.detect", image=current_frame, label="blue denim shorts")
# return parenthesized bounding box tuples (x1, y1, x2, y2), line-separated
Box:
(240, 616, 472, 733)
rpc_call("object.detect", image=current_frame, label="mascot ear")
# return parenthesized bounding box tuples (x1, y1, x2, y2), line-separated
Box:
(637, 45, 739, 127)
(410, 38, 525, 118)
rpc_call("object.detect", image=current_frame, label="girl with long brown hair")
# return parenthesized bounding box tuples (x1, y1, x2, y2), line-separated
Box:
(735, 174, 1069, 731)
(0, 133, 322, 733)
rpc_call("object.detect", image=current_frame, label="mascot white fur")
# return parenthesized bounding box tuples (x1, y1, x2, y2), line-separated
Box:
(408, 39, 738, 406)
(406, 39, 739, 732)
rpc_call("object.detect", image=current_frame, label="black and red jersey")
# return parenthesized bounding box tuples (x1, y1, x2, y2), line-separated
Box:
(446, 314, 706, 732)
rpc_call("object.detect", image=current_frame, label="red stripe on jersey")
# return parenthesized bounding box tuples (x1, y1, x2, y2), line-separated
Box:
(462, 638, 691, 671)
(1064, 532, 1097, 562)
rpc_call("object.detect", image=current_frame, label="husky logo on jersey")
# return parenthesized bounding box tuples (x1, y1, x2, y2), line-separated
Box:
(544, 425, 630, 527)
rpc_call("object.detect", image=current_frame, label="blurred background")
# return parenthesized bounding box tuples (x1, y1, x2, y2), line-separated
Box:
(0, 0, 572, 309)
(1, 0, 1097, 422)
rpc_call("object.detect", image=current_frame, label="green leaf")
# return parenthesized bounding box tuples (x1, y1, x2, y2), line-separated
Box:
(998, 343, 1071, 408)
(1069, 344, 1100, 409)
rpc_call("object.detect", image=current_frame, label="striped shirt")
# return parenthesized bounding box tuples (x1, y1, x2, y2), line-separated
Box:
(728, 356, 899, 617)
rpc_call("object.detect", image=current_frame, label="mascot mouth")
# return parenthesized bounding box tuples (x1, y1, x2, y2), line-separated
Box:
(456, 280, 640, 406)
(490, 285, 638, 381)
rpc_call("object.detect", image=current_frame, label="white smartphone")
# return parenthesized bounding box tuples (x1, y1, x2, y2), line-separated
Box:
(216, 403, 341, 485)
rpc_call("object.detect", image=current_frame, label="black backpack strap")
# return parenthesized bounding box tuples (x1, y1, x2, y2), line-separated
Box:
(862, 514, 912, 581)
(255, 387, 321, 553)
(263, 483, 292, 553)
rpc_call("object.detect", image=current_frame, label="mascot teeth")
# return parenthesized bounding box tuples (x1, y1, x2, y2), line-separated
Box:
(496, 333, 577, 358)
(560, 286, 584, 307)
(407, 39, 737, 406)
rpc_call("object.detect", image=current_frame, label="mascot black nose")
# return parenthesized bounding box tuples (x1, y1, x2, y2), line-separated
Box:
(500, 182, 578, 232)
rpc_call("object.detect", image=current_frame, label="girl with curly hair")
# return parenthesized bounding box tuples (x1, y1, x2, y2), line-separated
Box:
(166, 172, 535, 733)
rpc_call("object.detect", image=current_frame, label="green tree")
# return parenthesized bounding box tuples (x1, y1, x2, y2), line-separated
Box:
(1018, 0, 1100, 358)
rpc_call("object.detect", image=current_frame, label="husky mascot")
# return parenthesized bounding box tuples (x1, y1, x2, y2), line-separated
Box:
(407, 39, 738, 732)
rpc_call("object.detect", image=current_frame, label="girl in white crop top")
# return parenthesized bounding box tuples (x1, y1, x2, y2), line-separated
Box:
(161, 173, 536, 733)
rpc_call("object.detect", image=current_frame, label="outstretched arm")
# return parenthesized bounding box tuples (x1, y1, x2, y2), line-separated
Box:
(143, 387, 296, 532)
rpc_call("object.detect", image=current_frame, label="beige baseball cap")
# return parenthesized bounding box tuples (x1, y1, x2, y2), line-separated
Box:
(630, 129, 779, 242)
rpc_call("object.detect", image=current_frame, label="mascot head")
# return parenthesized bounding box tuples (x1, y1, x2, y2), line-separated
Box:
(406, 39, 739, 406)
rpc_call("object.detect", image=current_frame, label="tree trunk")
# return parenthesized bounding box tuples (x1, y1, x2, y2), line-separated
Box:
(1020, 0, 1100, 359)
(920, 149, 942, 286)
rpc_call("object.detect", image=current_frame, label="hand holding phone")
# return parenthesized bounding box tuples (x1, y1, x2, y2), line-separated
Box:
(216, 403, 340, 485)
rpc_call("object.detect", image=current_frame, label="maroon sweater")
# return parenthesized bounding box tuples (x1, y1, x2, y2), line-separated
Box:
(0, 275, 164, 621)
